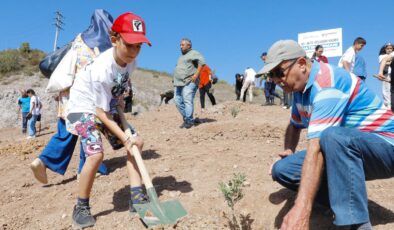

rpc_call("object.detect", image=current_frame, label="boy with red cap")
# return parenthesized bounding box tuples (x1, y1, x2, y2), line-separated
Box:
(65, 12, 151, 228)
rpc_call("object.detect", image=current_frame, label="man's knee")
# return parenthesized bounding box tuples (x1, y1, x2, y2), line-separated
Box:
(271, 160, 286, 182)
(320, 127, 347, 151)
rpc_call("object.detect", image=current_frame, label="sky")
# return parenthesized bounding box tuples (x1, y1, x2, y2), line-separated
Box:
(0, 0, 390, 96)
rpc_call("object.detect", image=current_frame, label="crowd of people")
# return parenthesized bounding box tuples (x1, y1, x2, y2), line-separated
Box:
(18, 8, 394, 230)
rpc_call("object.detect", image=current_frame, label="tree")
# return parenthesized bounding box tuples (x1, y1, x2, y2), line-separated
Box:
(20, 42, 31, 53)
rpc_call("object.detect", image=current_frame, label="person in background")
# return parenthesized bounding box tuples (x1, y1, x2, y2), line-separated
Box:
(17, 89, 31, 134)
(353, 53, 367, 81)
(264, 76, 274, 105)
(377, 43, 393, 108)
(311, 45, 328, 63)
(240, 67, 256, 103)
(338, 37, 366, 74)
(173, 38, 205, 129)
(26, 89, 42, 139)
(269, 79, 283, 105)
(235, 73, 244, 101)
(160, 89, 174, 105)
(199, 64, 216, 112)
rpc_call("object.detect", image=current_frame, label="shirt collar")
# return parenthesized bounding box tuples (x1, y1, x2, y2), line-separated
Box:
(303, 61, 320, 93)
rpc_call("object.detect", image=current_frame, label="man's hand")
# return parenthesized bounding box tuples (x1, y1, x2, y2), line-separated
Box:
(280, 203, 311, 230)
(269, 149, 293, 175)
(191, 74, 198, 82)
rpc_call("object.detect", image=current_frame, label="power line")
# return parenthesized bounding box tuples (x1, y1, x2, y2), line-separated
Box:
(53, 10, 65, 51)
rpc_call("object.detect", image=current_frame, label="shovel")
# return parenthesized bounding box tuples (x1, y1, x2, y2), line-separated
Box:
(130, 145, 187, 227)
(120, 114, 187, 228)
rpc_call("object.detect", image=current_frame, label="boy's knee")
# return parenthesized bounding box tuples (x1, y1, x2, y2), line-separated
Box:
(87, 153, 104, 165)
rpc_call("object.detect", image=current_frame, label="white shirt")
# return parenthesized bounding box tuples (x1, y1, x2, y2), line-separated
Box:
(379, 54, 392, 76)
(68, 48, 136, 114)
(338, 46, 356, 72)
(244, 68, 257, 83)
(30, 95, 41, 115)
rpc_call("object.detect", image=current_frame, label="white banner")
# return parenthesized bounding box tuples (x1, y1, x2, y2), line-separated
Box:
(298, 28, 342, 58)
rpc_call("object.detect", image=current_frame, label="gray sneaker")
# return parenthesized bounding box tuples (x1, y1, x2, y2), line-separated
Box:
(72, 205, 95, 229)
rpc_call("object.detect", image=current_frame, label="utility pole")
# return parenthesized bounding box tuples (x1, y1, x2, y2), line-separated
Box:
(53, 11, 64, 51)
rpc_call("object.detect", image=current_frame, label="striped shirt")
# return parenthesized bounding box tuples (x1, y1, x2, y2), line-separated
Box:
(290, 62, 394, 145)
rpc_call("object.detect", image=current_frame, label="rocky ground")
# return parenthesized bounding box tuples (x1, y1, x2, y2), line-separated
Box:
(0, 72, 394, 230)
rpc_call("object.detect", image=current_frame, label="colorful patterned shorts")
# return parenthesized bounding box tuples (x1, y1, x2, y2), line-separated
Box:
(66, 113, 103, 157)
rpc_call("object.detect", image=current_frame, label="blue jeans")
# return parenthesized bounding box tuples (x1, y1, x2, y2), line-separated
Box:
(174, 82, 197, 124)
(28, 114, 38, 136)
(39, 119, 108, 175)
(272, 127, 394, 226)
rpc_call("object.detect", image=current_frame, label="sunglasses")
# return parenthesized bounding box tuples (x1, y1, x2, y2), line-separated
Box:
(269, 59, 298, 79)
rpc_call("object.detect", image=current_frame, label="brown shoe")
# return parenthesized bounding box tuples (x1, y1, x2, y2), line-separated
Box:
(30, 158, 48, 184)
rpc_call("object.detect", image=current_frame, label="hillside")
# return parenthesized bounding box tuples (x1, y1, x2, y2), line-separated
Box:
(0, 69, 266, 129)
(1, 101, 394, 229)
(1, 58, 393, 229)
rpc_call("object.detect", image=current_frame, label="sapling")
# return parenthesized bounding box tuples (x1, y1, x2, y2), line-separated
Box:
(219, 173, 247, 230)
(231, 106, 240, 118)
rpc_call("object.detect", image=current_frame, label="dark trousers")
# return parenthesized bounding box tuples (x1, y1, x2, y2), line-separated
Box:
(283, 92, 293, 106)
(236, 86, 247, 101)
(199, 83, 216, 109)
(391, 88, 394, 112)
(22, 112, 28, 133)
(124, 98, 132, 113)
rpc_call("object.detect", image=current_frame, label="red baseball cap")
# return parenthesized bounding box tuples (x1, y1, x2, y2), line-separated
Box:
(111, 12, 151, 46)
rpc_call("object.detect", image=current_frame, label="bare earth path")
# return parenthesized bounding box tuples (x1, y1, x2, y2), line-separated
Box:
(1, 102, 394, 229)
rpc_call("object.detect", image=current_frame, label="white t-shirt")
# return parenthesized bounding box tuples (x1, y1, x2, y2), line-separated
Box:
(244, 68, 256, 83)
(68, 47, 136, 114)
(30, 95, 41, 115)
(379, 54, 392, 76)
(338, 46, 356, 72)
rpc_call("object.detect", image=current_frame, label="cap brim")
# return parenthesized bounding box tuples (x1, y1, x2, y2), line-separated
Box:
(257, 60, 282, 75)
(120, 33, 152, 46)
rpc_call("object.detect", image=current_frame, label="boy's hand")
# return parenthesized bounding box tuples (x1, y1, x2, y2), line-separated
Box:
(125, 135, 144, 154)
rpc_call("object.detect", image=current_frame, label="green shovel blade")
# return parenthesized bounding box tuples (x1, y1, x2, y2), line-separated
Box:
(134, 188, 187, 227)
(134, 199, 187, 227)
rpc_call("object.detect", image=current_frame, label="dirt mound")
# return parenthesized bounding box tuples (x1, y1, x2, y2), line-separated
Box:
(0, 100, 393, 229)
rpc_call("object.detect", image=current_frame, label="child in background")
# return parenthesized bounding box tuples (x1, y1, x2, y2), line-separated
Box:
(26, 89, 42, 139)
(65, 12, 151, 228)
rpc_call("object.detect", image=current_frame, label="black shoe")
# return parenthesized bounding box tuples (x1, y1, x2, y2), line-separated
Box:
(72, 205, 95, 229)
(179, 122, 186, 128)
(184, 122, 193, 129)
(193, 118, 201, 125)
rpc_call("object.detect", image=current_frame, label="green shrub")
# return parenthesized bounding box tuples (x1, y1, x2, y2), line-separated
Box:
(0, 50, 22, 74)
(20, 42, 31, 53)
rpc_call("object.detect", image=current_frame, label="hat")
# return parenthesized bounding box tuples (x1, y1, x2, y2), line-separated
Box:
(258, 40, 306, 74)
(111, 12, 151, 46)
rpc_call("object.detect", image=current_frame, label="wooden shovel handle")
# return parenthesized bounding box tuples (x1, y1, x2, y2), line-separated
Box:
(116, 106, 154, 190)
